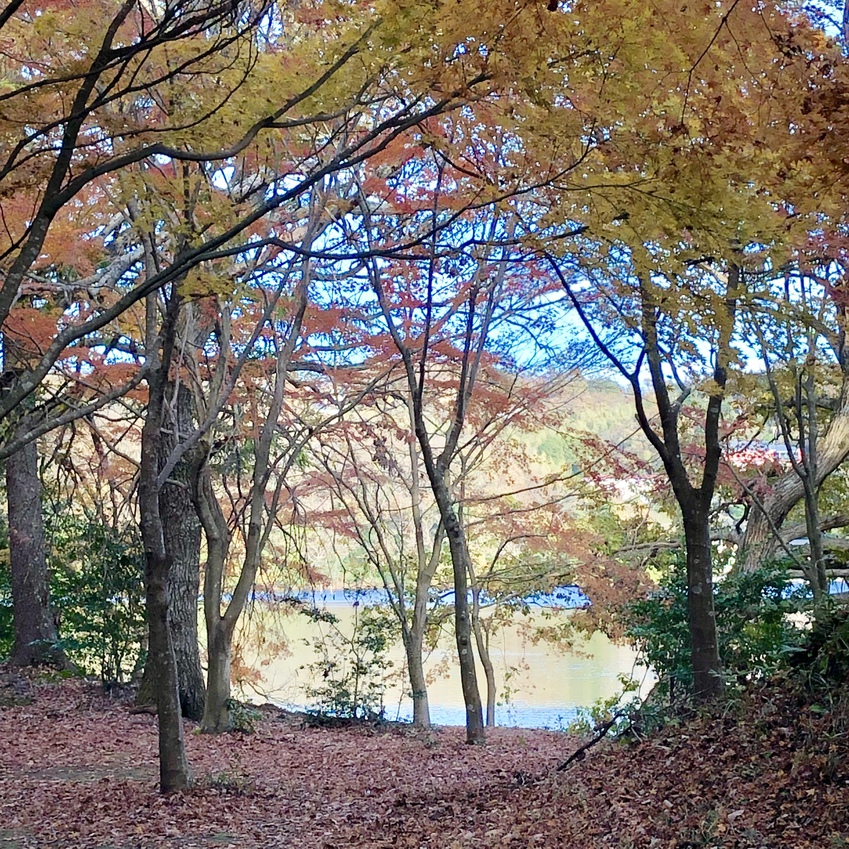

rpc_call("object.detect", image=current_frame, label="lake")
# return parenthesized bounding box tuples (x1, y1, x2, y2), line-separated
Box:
(237, 593, 651, 729)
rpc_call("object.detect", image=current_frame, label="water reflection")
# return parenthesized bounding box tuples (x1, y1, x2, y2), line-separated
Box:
(239, 597, 649, 729)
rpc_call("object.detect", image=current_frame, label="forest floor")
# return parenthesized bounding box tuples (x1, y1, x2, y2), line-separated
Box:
(0, 673, 846, 849)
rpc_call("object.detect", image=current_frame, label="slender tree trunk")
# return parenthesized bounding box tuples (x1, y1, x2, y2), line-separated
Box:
(432, 487, 484, 743)
(195, 261, 309, 734)
(139, 286, 190, 793)
(681, 505, 723, 702)
(802, 484, 828, 601)
(801, 364, 828, 599)
(631, 266, 730, 705)
(136, 383, 204, 720)
(160, 382, 204, 719)
(195, 462, 235, 733)
(405, 396, 438, 729)
(404, 625, 430, 727)
(370, 224, 488, 743)
(203, 620, 233, 732)
(6, 438, 67, 667)
(467, 553, 495, 726)
(472, 610, 496, 727)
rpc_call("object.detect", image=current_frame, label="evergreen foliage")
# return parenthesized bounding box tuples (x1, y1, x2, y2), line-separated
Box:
(0, 515, 145, 683)
(625, 560, 807, 703)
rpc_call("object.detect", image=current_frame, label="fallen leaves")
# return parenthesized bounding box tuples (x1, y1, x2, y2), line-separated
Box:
(0, 676, 846, 848)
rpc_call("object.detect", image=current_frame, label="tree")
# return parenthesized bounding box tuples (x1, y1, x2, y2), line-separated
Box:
(0, 0, 277, 421)
(3, 317, 69, 667)
(5, 438, 65, 667)
(312, 397, 446, 728)
(451, 373, 606, 725)
(135, 380, 205, 720)
(515, 0, 839, 703)
(359, 179, 572, 740)
(0, 0, 517, 780)
(550, 252, 747, 701)
(137, 280, 191, 792)
(738, 265, 849, 582)
(0, 0, 273, 693)
(192, 254, 312, 733)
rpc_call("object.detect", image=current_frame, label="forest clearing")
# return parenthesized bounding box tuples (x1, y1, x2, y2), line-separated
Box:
(0, 673, 845, 849)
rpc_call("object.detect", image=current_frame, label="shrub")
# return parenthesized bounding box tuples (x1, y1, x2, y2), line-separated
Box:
(625, 560, 805, 703)
(0, 501, 145, 681)
(789, 602, 849, 688)
(302, 603, 394, 721)
(48, 516, 146, 684)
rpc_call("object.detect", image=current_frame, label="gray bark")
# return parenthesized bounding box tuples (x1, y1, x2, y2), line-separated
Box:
(431, 483, 485, 742)
(6, 438, 66, 667)
(203, 620, 234, 732)
(405, 629, 430, 727)
(682, 506, 723, 700)
(136, 382, 204, 720)
(139, 286, 191, 792)
(472, 606, 497, 727)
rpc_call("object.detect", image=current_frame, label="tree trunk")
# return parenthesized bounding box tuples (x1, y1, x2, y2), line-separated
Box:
(139, 287, 191, 793)
(6, 438, 67, 667)
(202, 620, 233, 733)
(740, 380, 849, 571)
(629, 266, 731, 706)
(801, 482, 828, 601)
(404, 397, 439, 729)
(468, 558, 496, 727)
(434, 490, 484, 743)
(682, 505, 723, 702)
(136, 383, 204, 720)
(404, 625, 430, 728)
(472, 612, 497, 727)
(142, 536, 191, 791)
(195, 461, 235, 734)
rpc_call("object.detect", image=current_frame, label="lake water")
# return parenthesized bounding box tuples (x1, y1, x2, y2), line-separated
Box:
(237, 595, 651, 729)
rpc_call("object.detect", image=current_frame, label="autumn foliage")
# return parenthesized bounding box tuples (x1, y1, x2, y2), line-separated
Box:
(5, 0, 849, 823)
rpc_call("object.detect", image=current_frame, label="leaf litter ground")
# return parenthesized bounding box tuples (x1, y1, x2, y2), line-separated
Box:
(0, 676, 846, 848)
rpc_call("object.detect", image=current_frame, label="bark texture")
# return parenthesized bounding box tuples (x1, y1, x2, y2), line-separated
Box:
(203, 620, 234, 733)
(433, 486, 485, 743)
(138, 287, 191, 792)
(404, 629, 430, 728)
(6, 438, 66, 667)
(739, 382, 849, 571)
(136, 382, 204, 721)
(682, 507, 722, 699)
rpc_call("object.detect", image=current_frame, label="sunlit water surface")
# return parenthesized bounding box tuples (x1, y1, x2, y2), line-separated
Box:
(236, 595, 651, 729)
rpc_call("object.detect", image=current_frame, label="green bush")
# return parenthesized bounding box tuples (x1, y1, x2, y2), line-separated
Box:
(302, 603, 394, 721)
(788, 602, 849, 688)
(625, 561, 805, 703)
(49, 517, 146, 684)
(225, 698, 263, 734)
(1, 503, 146, 681)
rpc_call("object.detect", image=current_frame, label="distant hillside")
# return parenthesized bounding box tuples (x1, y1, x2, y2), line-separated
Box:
(530, 377, 655, 469)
